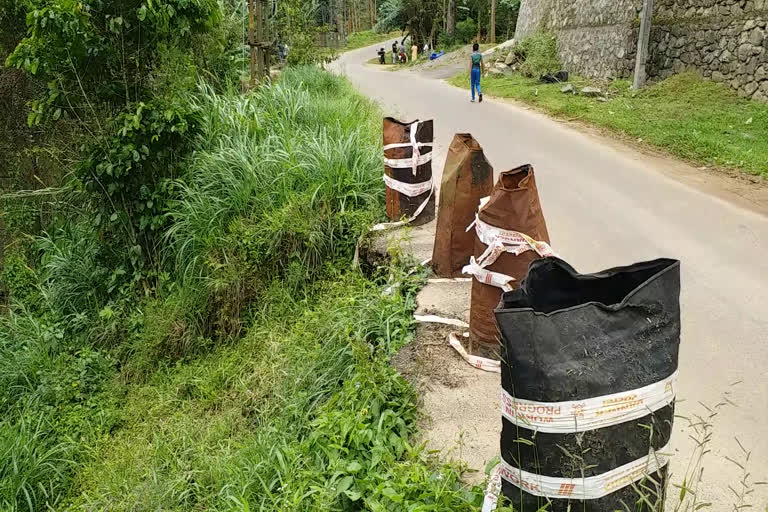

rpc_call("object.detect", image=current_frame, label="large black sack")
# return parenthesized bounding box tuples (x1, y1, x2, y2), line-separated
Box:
(495, 258, 681, 511)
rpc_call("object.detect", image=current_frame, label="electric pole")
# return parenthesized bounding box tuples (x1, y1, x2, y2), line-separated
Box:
(633, 0, 654, 89)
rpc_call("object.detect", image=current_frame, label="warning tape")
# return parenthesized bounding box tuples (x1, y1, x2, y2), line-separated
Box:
(448, 332, 501, 373)
(383, 142, 433, 151)
(462, 257, 516, 292)
(371, 186, 434, 232)
(413, 314, 468, 328)
(494, 442, 672, 500)
(383, 121, 432, 176)
(482, 465, 503, 512)
(462, 208, 557, 289)
(469, 217, 558, 264)
(382, 174, 432, 197)
(413, 316, 501, 373)
(501, 371, 678, 434)
(383, 152, 433, 170)
(427, 277, 473, 284)
(375, 120, 434, 230)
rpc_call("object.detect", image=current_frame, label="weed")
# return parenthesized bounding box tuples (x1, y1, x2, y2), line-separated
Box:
(516, 33, 560, 78)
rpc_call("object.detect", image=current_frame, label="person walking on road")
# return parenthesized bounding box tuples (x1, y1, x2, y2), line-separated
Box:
(469, 43, 484, 103)
(411, 42, 418, 62)
(392, 41, 398, 64)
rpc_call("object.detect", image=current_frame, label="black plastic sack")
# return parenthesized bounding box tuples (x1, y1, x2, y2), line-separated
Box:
(495, 258, 681, 511)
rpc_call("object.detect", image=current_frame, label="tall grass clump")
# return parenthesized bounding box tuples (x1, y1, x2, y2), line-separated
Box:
(168, 66, 383, 286)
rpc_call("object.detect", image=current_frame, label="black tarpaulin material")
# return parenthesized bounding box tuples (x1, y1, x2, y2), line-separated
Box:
(495, 257, 681, 511)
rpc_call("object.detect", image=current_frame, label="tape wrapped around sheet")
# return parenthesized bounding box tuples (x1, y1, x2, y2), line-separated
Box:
(432, 134, 494, 278)
(383, 118, 435, 226)
(495, 257, 681, 511)
(466, 164, 550, 358)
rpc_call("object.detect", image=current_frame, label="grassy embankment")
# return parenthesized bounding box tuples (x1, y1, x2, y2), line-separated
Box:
(0, 67, 482, 511)
(345, 30, 402, 51)
(448, 71, 768, 178)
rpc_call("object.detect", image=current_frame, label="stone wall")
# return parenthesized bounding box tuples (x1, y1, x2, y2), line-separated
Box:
(515, 0, 768, 100)
(649, 0, 768, 100)
(516, 0, 644, 79)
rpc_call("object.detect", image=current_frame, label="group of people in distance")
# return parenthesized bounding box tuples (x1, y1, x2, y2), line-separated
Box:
(378, 39, 432, 65)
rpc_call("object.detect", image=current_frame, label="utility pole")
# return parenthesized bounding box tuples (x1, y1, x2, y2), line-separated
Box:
(633, 0, 654, 89)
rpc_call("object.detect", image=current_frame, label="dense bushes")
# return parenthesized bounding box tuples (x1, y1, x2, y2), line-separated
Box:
(2, 65, 476, 510)
(517, 32, 560, 77)
(455, 18, 478, 44)
(1, 2, 479, 509)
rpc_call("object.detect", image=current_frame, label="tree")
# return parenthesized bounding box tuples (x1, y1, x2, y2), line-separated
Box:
(447, 0, 455, 36)
(490, 0, 496, 43)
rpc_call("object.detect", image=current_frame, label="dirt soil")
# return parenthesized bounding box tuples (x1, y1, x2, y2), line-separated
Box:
(392, 280, 500, 485)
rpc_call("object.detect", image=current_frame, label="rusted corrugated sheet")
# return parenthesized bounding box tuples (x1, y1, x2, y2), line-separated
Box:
(383, 117, 435, 226)
(468, 164, 550, 357)
(432, 134, 494, 278)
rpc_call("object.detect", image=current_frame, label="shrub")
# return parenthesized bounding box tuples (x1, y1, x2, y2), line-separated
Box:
(0, 249, 41, 310)
(168, 67, 382, 288)
(518, 32, 560, 77)
(38, 223, 112, 318)
(455, 18, 477, 44)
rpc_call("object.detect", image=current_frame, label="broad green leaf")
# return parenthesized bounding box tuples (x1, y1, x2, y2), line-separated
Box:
(336, 476, 354, 494)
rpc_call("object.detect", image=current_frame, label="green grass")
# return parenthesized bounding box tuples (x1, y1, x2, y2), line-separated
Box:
(0, 66, 482, 511)
(69, 271, 480, 511)
(345, 30, 401, 51)
(448, 71, 768, 177)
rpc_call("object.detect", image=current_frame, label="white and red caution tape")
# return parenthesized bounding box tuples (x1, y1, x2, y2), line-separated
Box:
(448, 332, 501, 373)
(382, 121, 433, 176)
(413, 314, 469, 328)
(462, 257, 517, 292)
(412, 315, 501, 373)
(492, 442, 672, 501)
(371, 186, 434, 232)
(376, 121, 434, 231)
(427, 277, 473, 284)
(383, 151, 433, 170)
(382, 174, 433, 197)
(462, 198, 558, 289)
(501, 371, 679, 434)
(482, 465, 503, 512)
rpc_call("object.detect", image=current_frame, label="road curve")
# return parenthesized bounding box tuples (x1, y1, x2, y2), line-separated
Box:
(334, 43, 768, 508)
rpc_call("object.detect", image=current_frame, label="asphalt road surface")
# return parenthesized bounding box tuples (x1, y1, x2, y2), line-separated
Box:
(333, 42, 768, 509)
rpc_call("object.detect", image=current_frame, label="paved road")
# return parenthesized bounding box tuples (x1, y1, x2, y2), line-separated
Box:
(334, 44, 768, 508)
